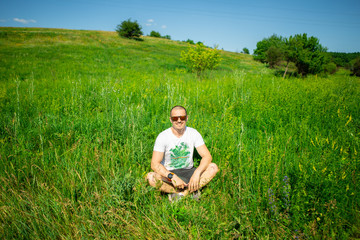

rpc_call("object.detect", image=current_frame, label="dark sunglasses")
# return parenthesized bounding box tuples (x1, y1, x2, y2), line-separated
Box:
(171, 115, 187, 121)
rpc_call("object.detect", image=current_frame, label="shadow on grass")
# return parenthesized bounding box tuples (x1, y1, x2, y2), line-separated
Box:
(133, 37, 144, 42)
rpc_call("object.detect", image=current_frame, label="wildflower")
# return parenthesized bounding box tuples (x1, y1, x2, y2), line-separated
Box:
(282, 176, 291, 209)
(268, 188, 277, 216)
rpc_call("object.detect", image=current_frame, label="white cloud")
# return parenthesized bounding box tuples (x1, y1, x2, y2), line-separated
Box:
(0, 19, 7, 23)
(13, 18, 36, 24)
(146, 19, 156, 27)
(161, 25, 167, 29)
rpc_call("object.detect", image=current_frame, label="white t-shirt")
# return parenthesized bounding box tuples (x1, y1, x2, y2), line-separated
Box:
(153, 127, 205, 170)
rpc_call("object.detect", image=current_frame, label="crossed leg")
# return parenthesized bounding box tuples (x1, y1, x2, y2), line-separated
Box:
(146, 163, 219, 196)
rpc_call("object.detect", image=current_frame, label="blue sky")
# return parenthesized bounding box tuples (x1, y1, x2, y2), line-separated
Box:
(1, 0, 359, 53)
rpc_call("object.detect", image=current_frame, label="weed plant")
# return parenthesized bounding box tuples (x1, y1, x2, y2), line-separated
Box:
(0, 27, 359, 239)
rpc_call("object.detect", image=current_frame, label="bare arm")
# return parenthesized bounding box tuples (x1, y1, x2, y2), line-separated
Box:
(194, 144, 212, 174)
(151, 151, 187, 189)
(188, 144, 212, 192)
(151, 151, 169, 177)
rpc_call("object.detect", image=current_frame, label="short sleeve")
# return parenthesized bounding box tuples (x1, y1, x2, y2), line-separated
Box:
(193, 129, 205, 148)
(153, 133, 166, 152)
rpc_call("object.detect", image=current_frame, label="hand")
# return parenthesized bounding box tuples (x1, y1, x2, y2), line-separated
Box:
(188, 172, 201, 193)
(171, 175, 188, 190)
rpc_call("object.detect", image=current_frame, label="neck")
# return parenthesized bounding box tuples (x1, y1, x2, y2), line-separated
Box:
(171, 126, 186, 137)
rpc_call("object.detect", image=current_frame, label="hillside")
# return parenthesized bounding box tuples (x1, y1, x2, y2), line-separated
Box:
(0, 27, 263, 82)
(0, 27, 359, 239)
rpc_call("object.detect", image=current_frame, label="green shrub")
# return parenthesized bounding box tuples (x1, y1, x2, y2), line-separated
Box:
(116, 19, 143, 39)
(150, 31, 161, 38)
(324, 62, 337, 74)
(180, 42, 222, 76)
(185, 39, 195, 44)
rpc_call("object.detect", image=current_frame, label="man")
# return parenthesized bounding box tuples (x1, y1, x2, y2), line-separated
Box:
(146, 105, 219, 201)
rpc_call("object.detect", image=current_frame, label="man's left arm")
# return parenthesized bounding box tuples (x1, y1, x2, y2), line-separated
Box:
(188, 144, 212, 192)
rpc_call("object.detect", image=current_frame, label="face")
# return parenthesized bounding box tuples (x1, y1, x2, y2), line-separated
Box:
(170, 108, 188, 131)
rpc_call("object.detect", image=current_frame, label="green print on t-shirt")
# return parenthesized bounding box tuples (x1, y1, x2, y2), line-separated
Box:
(169, 142, 190, 169)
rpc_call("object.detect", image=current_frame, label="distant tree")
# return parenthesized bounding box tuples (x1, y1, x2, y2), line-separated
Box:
(351, 57, 360, 76)
(180, 42, 222, 77)
(266, 46, 283, 68)
(150, 31, 161, 38)
(254, 33, 329, 77)
(185, 39, 195, 45)
(116, 19, 143, 39)
(253, 34, 285, 63)
(149, 31, 171, 40)
(285, 33, 328, 76)
(242, 48, 250, 54)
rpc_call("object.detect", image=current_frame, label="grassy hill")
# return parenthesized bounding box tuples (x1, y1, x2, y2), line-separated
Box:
(0, 27, 359, 239)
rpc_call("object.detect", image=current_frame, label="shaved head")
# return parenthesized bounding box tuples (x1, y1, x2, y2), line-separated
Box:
(170, 105, 187, 116)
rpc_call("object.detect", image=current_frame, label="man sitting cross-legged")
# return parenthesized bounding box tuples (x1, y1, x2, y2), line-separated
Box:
(146, 105, 219, 201)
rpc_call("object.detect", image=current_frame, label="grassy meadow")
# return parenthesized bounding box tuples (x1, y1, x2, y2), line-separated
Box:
(0, 27, 359, 239)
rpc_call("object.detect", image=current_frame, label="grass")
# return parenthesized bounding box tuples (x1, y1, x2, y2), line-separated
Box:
(0, 27, 359, 239)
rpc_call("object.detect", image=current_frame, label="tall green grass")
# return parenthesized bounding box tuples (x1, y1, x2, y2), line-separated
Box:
(0, 27, 359, 239)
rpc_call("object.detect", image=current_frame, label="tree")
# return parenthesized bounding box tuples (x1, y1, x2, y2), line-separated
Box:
(266, 46, 283, 68)
(285, 34, 328, 76)
(351, 57, 360, 76)
(242, 48, 250, 54)
(253, 34, 285, 63)
(185, 39, 195, 45)
(180, 42, 222, 77)
(150, 31, 161, 38)
(328, 52, 360, 69)
(149, 31, 171, 39)
(116, 19, 143, 39)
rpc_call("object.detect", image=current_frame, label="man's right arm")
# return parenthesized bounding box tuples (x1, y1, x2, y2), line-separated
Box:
(151, 151, 187, 189)
(151, 151, 169, 177)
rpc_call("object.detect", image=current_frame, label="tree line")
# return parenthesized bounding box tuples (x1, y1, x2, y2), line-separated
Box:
(115, 19, 171, 40)
(253, 34, 360, 77)
(115, 19, 360, 77)
(328, 52, 360, 69)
